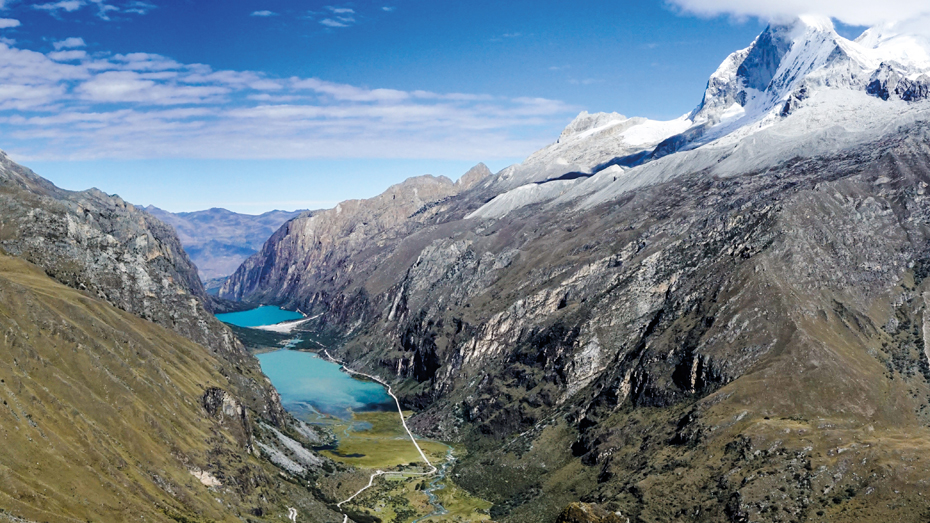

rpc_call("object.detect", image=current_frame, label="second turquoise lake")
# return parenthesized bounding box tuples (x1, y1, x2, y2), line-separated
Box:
(215, 305, 304, 328)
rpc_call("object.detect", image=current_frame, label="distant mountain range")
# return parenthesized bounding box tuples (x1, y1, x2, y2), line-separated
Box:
(143, 206, 306, 281)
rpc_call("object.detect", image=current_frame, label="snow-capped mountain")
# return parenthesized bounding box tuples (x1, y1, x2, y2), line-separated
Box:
(218, 14, 930, 522)
(471, 15, 930, 219)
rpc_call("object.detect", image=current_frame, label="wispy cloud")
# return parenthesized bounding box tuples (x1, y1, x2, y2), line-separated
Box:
(251, 10, 276, 17)
(667, 0, 930, 26)
(0, 41, 575, 162)
(48, 49, 86, 61)
(34, 0, 84, 14)
(568, 78, 601, 85)
(123, 1, 154, 15)
(34, 0, 154, 20)
(0, 18, 18, 28)
(382, 6, 395, 12)
(320, 5, 356, 28)
(319, 18, 349, 27)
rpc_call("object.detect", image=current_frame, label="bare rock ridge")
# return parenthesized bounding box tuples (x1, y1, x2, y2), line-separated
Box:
(221, 19, 930, 522)
(220, 168, 492, 305)
(0, 151, 342, 522)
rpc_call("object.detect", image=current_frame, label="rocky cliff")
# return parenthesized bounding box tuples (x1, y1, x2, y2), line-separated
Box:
(220, 165, 492, 309)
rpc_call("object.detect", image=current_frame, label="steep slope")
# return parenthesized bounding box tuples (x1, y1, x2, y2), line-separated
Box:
(220, 18, 930, 522)
(144, 206, 306, 280)
(220, 165, 491, 306)
(0, 254, 341, 523)
(0, 151, 285, 419)
(0, 152, 344, 522)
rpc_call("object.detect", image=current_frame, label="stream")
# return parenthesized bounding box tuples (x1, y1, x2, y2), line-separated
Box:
(411, 447, 454, 523)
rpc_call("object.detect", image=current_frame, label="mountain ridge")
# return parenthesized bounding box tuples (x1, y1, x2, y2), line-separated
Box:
(0, 152, 349, 522)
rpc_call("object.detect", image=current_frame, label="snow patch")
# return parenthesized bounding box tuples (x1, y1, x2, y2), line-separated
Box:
(467, 179, 580, 220)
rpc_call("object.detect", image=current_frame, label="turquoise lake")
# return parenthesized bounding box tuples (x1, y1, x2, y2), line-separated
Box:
(215, 306, 304, 328)
(256, 350, 393, 419)
(216, 305, 393, 419)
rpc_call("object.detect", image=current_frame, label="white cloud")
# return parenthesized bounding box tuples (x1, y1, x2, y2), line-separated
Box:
(382, 6, 395, 12)
(251, 10, 276, 17)
(0, 40, 575, 162)
(123, 1, 154, 15)
(53, 37, 86, 50)
(320, 5, 356, 27)
(89, 0, 119, 20)
(0, 18, 18, 28)
(666, 0, 930, 26)
(320, 18, 349, 27)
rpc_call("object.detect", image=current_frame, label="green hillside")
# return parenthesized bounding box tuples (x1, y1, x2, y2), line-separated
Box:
(0, 254, 338, 523)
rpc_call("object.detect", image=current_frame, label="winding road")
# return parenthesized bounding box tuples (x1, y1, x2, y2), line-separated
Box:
(322, 350, 440, 523)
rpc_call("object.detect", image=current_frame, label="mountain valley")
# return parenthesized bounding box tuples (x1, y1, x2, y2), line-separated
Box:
(4, 12, 930, 523)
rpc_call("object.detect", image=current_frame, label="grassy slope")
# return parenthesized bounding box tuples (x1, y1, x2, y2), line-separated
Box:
(0, 254, 334, 523)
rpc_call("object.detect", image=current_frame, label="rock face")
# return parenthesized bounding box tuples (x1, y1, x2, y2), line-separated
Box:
(220, 168, 491, 306)
(144, 206, 306, 280)
(0, 153, 290, 418)
(556, 503, 628, 523)
(867, 63, 930, 102)
(0, 154, 224, 352)
(221, 18, 930, 523)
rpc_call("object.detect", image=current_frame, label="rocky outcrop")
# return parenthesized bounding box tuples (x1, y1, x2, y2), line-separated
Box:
(867, 63, 930, 102)
(220, 167, 492, 308)
(556, 503, 628, 523)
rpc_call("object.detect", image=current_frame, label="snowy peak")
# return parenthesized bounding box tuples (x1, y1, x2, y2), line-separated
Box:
(692, 15, 852, 124)
(470, 15, 930, 221)
(857, 22, 930, 71)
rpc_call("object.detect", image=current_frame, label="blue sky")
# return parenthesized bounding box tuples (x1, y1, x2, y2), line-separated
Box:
(0, 0, 876, 212)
